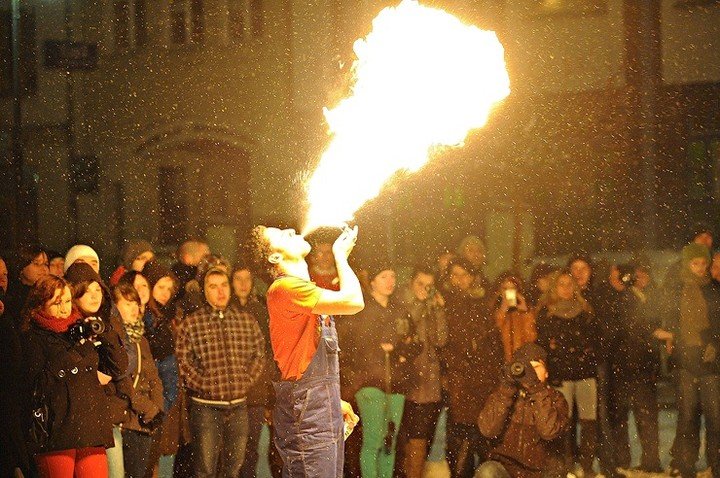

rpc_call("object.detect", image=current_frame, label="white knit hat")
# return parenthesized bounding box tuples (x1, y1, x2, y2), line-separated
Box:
(64, 244, 100, 272)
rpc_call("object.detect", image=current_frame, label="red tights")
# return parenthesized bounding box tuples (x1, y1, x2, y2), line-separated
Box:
(35, 447, 108, 478)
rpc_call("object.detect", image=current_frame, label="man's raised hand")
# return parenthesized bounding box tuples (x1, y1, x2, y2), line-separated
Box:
(332, 225, 359, 260)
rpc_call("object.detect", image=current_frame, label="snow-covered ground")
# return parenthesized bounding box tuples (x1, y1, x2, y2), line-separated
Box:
(255, 382, 713, 477)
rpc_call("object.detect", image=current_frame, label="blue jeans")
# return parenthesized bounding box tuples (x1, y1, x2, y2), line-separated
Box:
(239, 405, 264, 477)
(106, 426, 124, 478)
(155, 355, 179, 411)
(122, 429, 154, 478)
(189, 400, 249, 478)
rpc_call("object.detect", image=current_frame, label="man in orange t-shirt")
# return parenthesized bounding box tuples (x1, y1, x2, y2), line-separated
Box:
(251, 224, 363, 477)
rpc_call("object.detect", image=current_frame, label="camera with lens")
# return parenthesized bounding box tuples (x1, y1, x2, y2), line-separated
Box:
(617, 264, 635, 288)
(509, 361, 526, 378)
(67, 317, 106, 343)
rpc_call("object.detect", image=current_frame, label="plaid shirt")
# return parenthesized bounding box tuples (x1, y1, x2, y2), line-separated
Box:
(176, 304, 266, 402)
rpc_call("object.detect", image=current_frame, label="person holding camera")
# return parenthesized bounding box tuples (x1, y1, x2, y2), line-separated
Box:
(475, 343, 569, 478)
(393, 265, 448, 478)
(64, 261, 131, 477)
(21, 275, 117, 477)
(489, 272, 537, 363)
(601, 261, 666, 473)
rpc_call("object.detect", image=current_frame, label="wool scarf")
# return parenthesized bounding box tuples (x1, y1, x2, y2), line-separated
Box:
(124, 319, 145, 344)
(32, 309, 82, 333)
(548, 297, 584, 320)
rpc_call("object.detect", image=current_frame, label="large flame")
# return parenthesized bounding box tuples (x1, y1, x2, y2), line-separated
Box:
(303, 0, 510, 234)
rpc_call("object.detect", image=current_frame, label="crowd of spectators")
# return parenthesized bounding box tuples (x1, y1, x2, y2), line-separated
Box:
(0, 223, 719, 478)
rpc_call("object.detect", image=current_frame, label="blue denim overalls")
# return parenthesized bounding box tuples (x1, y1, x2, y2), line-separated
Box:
(273, 316, 344, 477)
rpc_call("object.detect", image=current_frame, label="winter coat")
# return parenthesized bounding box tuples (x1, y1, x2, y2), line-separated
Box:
(122, 336, 164, 434)
(536, 307, 597, 384)
(396, 286, 448, 404)
(442, 291, 504, 425)
(0, 312, 29, 475)
(664, 278, 720, 376)
(92, 309, 132, 427)
(23, 324, 115, 452)
(337, 294, 406, 400)
(598, 284, 662, 379)
(494, 306, 537, 363)
(145, 304, 177, 361)
(478, 382, 569, 478)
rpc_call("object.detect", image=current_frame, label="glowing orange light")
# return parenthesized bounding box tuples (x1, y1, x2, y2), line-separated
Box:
(303, 0, 510, 234)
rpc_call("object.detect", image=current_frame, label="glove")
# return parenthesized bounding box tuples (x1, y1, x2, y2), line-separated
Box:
(502, 363, 518, 387)
(703, 343, 717, 363)
(517, 361, 540, 389)
(141, 410, 165, 432)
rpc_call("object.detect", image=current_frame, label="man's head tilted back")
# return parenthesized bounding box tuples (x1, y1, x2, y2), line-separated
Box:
(250, 226, 312, 281)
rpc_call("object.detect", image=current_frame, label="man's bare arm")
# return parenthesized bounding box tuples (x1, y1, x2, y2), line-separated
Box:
(312, 226, 364, 315)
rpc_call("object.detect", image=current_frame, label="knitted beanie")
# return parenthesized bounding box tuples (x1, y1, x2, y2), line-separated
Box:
(512, 343, 547, 364)
(682, 243, 711, 267)
(142, 261, 176, 288)
(65, 261, 103, 286)
(64, 245, 100, 272)
(122, 240, 154, 269)
(366, 260, 395, 281)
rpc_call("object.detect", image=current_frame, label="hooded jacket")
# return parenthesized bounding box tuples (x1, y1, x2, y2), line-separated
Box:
(478, 380, 569, 478)
(176, 269, 266, 402)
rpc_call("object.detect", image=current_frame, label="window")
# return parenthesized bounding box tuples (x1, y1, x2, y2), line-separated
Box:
(113, 0, 148, 51)
(169, 0, 204, 45)
(190, 0, 204, 43)
(170, 0, 188, 45)
(134, 0, 147, 48)
(113, 1, 130, 49)
(0, 8, 37, 97)
(250, 0, 263, 37)
(229, 0, 263, 41)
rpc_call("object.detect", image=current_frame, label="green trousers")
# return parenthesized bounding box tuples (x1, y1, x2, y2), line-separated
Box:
(355, 387, 405, 478)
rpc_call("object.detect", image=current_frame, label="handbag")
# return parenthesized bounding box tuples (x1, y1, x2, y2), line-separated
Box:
(27, 374, 52, 449)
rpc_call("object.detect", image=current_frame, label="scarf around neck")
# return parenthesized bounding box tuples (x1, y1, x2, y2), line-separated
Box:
(32, 309, 82, 333)
(124, 319, 145, 344)
(549, 297, 584, 319)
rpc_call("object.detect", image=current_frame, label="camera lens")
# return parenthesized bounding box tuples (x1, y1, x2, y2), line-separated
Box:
(510, 362, 525, 377)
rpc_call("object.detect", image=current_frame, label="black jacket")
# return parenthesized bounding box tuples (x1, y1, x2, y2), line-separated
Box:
(442, 291, 504, 425)
(536, 307, 597, 384)
(23, 324, 115, 452)
(597, 284, 662, 379)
